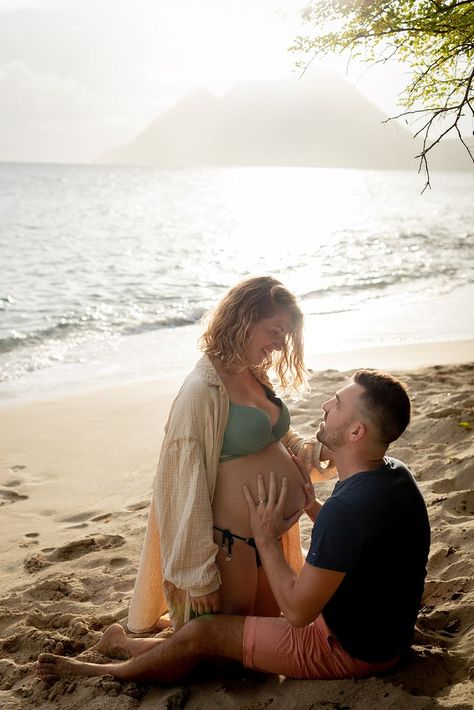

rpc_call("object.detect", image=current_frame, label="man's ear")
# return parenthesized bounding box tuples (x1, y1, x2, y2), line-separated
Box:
(349, 422, 366, 442)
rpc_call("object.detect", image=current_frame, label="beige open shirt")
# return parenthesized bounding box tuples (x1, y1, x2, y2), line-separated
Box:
(128, 354, 333, 631)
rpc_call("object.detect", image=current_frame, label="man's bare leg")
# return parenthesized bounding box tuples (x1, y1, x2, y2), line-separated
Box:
(36, 615, 245, 684)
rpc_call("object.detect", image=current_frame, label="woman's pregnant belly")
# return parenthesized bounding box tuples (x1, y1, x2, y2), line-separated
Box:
(212, 441, 306, 537)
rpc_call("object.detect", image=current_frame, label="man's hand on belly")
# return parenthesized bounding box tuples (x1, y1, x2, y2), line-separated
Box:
(243, 471, 303, 544)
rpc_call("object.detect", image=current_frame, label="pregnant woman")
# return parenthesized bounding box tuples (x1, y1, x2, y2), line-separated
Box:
(127, 276, 333, 631)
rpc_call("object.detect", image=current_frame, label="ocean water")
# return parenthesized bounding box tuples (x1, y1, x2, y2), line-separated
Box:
(1, 163, 473, 398)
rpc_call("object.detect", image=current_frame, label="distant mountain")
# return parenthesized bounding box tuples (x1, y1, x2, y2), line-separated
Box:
(97, 72, 471, 171)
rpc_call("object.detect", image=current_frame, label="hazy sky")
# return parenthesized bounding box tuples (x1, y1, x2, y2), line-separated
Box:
(0, 0, 410, 163)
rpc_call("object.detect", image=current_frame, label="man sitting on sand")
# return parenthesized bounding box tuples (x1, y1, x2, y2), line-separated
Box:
(36, 370, 430, 684)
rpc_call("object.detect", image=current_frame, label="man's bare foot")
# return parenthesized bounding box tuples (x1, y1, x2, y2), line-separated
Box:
(90, 623, 129, 659)
(35, 653, 112, 681)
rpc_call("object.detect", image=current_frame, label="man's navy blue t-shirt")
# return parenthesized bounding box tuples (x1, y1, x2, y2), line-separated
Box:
(306, 457, 430, 663)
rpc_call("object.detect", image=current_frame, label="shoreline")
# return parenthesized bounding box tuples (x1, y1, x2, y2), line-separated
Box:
(1, 336, 473, 410)
(2, 280, 474, 407)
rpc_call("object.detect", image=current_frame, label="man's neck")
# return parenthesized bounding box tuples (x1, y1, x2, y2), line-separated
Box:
(334, 451, 387, 481)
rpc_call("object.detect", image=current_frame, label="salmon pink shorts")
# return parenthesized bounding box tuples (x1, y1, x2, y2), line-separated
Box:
(242, 614, 399, 679)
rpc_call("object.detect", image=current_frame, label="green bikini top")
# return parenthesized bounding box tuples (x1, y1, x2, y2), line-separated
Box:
(220, 384, 290, 463)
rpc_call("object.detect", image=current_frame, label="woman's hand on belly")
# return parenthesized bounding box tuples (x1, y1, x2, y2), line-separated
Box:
(289, 450, 316, 509)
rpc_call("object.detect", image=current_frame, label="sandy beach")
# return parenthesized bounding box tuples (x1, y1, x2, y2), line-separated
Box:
(1, 341, 473, 710)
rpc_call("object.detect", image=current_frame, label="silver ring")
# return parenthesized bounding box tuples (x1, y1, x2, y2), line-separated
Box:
(258, 499, 266, 505)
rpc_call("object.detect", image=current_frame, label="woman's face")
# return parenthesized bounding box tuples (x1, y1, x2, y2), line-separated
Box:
(246, 309, 293, 366)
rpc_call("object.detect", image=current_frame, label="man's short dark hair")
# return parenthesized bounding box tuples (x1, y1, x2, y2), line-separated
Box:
(353, 369, 411, 444)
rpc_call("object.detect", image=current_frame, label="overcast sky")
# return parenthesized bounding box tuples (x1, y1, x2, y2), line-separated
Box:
(0, 0, 410, 163)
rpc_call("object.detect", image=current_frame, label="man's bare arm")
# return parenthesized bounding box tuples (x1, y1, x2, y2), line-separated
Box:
(243, 472, 345, 626)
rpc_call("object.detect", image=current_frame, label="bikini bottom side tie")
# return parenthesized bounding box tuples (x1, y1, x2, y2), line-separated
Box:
(213, 526, 262, 568)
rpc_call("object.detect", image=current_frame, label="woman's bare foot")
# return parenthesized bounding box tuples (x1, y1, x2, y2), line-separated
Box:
(90, 622, 168, 660)
(90, 623, 129, 659)
(149, 618, 172, 631)
(35, 653, 113, 681)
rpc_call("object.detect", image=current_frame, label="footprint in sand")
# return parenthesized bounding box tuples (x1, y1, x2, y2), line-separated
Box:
(59, 511, 98, 529)
(60, 512, 96, 523)
(126, 501, 148, 512)
(3, 479, 23, 487)
(42, 534, 125, 562)
(24, 553, 52, 573)
(427, 542, 459, 574)
(0, 489, 28, 506)
(416, 606, 465, 646)
(433, 454, 474, 489)
(59, 511, 114, 527)
(442, 490, 474, 519)
(423, 578, 469, 605)
(10, 464, 26, 472)
(24, 534, 125, 573)
(109, 557, 129, 570)
(113, 576, 135, 593)
(19, 534, 39, 548)
(23, 577, 73, 601)
(91, 512, 113, 523)
(427, 406, 471, 422)
(0, 657, 30, 693)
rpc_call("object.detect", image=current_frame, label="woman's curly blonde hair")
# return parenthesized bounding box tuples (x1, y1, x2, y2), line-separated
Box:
(200, 276, 307, 393)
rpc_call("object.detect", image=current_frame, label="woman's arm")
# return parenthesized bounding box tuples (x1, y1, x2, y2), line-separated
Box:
(156, 436, 221, 598)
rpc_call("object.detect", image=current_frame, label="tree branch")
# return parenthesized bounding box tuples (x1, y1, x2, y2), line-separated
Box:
(293, 0, 474, 189)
